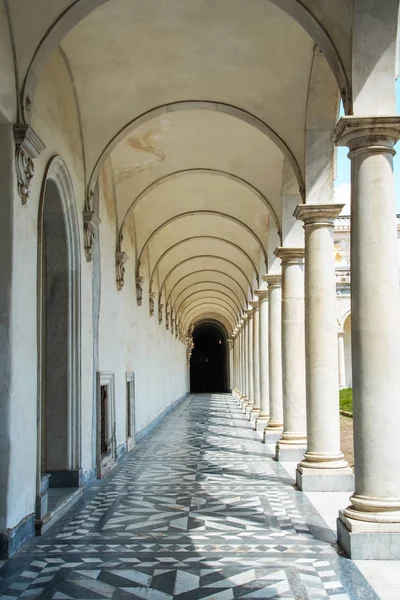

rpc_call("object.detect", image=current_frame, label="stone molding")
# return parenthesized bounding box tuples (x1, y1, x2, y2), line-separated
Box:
(241, 313, 249, 322)
(158, 302, 164, 324)
(249, 299, 259, 310)
(274, 247, 305, 263)
(263, 274, 282, 289)
(255, 288, 269, 300)
(294, 204, 345, 227)
(116, 252, 129, 291)
(244, 308, 253, 319)
(83, 211, 101, 262)
(149, 292, 156, 316)
(136, 276, 144, 306)
(333, 116, 400, 155)
(13, 124, 45, 205)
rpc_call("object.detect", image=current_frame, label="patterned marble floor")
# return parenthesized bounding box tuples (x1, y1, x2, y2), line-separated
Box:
(0, 394, 380, 600)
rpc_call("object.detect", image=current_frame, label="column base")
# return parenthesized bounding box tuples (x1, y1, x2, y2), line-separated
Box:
(275, 442, 307, 462)
(249, 407, 260, 422)
(296, 465, 354, 492)
(337, 510, 400, 559)
(263, 429, 282, 444)
(265, 421, 284, 432)
(245, 404, 254, 418)
(255, 415, 269, 431)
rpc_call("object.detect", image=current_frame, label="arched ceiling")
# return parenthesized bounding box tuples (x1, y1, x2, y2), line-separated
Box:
(14, 0, 349, 335)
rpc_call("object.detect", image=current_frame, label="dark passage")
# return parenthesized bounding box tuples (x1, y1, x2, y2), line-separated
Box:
(190, 322, 228, 393)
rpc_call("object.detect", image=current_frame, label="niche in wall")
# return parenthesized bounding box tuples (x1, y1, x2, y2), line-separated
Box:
(97, 372, 116, 478)
(126, 372, 135, 452)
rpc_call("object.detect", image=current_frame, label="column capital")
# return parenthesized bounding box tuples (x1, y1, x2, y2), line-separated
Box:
(294, 204, 344, 226)
(249, 299, 259, 310)
(263, 274, 282, 289)
(333, 116, 400, 155)
(274, 247, 304, 264)
(242, 313, 249, 322)
(255, 288, 269, 300)
(244, 308, 253, 319)
(227, 338, 233, 346)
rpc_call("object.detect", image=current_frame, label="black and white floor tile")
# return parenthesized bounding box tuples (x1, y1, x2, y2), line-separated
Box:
(0, 394, 379, 599)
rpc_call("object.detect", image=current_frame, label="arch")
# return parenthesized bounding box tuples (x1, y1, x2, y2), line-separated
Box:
(21, 3, 348, 136)
(352, 0, 399, 115)
(178, 295, 239, 323)
(159, 255, 253, 299)
(37, 156, 81, 506)
(166, 270, 248, 308)
(194, 318, 229, 340)
(138, 211, 268, 269)
(150, 235, 260, 291)
(182, 303, 236, 330)
(175, 289, 242, 315)
(174, 282, 243, 316)
(120, 169, 280, 236)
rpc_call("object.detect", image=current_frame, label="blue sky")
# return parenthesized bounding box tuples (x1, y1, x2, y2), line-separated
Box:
(335, 78, 400, 213)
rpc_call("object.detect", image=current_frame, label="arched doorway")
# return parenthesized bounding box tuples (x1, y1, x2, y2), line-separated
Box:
(37, 158, 81, 522)
(190, 322, 228, 393)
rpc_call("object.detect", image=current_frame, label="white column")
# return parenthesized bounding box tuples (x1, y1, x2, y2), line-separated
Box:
(241, 314, 249, 406)
(338, 331, 346, 390)
(227, 339, 234, 393)
(249, 300, 260, 422)
(245, 308, 254, 415)
(294, 205, 353, 492)
(333, 116, 400, 559)
(263, 275, 284, 438)
(255, 290, 269, 431)
(274, 248, 307, 461)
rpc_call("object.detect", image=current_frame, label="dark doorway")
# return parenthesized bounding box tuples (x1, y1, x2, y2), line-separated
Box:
(190, 323, 228, 392)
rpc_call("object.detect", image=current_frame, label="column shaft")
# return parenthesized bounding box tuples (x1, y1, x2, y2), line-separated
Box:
(250, 301, 260, 420)
(264, 276, 283, 435)
(255, 291, 269, 431)
(274, 248, 307, 461)
(338, 332, 346, 390)
(294, 205, 353, 492)
(246, 310, 254, 411)
(333, 116, 400, 559)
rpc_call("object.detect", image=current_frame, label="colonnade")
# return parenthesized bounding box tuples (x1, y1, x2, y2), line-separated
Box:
(231, 117, 400, 559)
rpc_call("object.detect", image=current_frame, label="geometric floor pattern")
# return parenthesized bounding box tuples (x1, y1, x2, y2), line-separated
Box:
(0, 394, 380, 599)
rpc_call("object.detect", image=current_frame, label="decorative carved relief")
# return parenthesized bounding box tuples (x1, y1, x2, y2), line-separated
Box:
(136, 276, 144, 306)
(116, 252, 129, 291)
(149, 291, 156, 316)
(13, 125, 45, 205)
(158, 302, 164, 324)
(166, 308, 170, 330)
(83, 210, 101, 262)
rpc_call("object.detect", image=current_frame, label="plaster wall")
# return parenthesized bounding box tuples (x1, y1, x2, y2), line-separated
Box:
(97, 163, 188, 453)
(0, 3, 16, 123)
(5, 48, 88, 530)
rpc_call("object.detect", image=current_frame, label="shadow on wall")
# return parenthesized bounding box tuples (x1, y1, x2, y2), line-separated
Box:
(190, 323, 228, 393)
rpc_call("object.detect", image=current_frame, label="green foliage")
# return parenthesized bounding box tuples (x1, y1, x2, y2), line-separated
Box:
(339, 388, 353, 413)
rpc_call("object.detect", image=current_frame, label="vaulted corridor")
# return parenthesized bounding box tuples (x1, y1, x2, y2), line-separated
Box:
(0, 395, 377, 600)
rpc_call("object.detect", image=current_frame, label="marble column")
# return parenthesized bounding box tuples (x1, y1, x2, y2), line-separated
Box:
(337, 331, 346, 390)
(333, 116, 400, 559)
(249, 300, 261, 422)
(263, 275, 284, 440)
(241, 314, 249, 408)
(227, 339, 234, 393)
(235, 323, 242, 402)
(254, 290, 269, 432)
(273, 248, 307, 461)
(244, 309, 254, 416)
(294, 204, 353, 492)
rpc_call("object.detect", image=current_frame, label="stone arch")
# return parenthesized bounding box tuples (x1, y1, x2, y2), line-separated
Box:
(37, 156, 81, 509)
(352, 0, 399, 115)
(190, 320, 229, 393)
(120, 168, 281, 236)
(21, 2, 349, 125)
